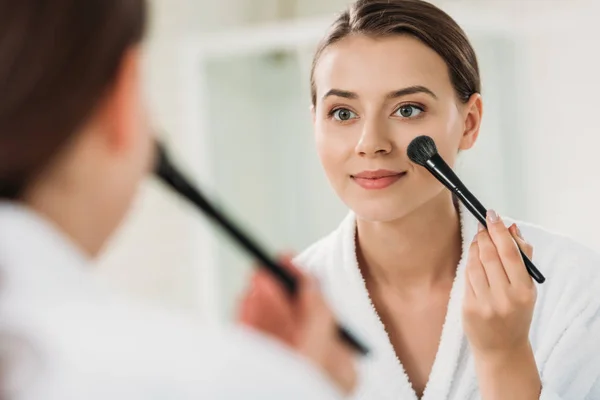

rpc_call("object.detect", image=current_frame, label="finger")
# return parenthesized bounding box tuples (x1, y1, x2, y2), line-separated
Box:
(277, 254, 306, 292)
(237, 271, 262, 318)
(466, 237, 490, 299)
(324, 339, 358, 395)
(254, 254, 303, 304)
(278, 253, 300, 276)
(297, 275, 332, 332)
(238, 271, 296, 343)
(486, 210, 530, 285)
(260, 273, 298, 342)
(464, 268, 477, 302)
(278, 255, 325, 307)
(510, 224, 534, 260)
(237, 280, 257, 322)
(296, 275, 335, 351)
(476, 223, 510, 288)
(295, 275, 358, 394)
(464, 237, 478, 300)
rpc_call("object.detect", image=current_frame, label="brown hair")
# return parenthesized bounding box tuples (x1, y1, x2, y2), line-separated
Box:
(310, 0, 481, 105)
(0, 0, 147, 199)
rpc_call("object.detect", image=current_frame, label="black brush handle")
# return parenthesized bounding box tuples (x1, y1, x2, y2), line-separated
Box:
(455, 186, 546, 284)
(154, 142, 370, 355)
(426, 154, 545, 284)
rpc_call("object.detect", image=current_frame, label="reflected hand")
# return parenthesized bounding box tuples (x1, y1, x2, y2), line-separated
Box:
(238, 256, 357, 395)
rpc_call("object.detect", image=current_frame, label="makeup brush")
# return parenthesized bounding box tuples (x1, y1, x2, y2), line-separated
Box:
(153, 141, 370, 355)
(407, 135, 545, 284)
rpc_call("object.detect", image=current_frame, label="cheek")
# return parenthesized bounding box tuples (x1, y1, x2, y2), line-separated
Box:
(314, 122, 354, 183)
(426, 108, 464, 167)
(315, 129, 341, 179)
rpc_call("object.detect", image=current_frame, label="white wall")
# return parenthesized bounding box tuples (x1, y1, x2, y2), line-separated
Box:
(519, 1, 600, 250)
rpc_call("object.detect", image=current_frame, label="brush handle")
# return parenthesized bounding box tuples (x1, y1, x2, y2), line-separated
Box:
(154, 143, 370, 355)
(425, 155, 546, 284)
(455, 187, 546, 284)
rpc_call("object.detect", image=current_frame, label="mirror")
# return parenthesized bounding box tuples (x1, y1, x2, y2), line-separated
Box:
(192, 31, 525, 320)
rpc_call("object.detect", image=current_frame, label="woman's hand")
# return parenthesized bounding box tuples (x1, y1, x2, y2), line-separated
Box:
(463, 210, 536, 354)
(238, 256, 357, 396)
(463, 210, 541, 399)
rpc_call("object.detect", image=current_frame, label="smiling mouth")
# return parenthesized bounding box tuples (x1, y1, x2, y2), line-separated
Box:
(351, 171, 407, 190)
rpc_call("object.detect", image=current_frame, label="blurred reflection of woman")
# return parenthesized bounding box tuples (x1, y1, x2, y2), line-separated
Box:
(0, 1, 357, 399)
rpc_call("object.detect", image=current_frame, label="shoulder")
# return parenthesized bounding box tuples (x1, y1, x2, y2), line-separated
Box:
(9, 296, 220, 371)
(510, 219, 600, 283)
(508, 219, 600, 330)
(510, 222, 600, 392)
(8, 300, 341, 399)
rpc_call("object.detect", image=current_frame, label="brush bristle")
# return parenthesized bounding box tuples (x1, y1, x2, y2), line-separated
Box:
(407, 136, 438, 166)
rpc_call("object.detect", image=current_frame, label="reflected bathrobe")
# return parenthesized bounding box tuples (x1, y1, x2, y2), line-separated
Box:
(296, 205, 600, 400)
(0, 202, 344, 400)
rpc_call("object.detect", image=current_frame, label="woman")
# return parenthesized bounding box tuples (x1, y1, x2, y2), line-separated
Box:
(287, 0, 600, 398)
(0, 1, 356, 399)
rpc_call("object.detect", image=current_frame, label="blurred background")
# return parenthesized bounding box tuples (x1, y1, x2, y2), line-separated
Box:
(94, 0, 600, 323)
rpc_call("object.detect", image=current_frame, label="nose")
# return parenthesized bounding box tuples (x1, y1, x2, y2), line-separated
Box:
(355, 119, 393, 157)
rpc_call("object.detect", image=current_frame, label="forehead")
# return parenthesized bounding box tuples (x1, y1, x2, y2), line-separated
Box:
(314, 34, 453, 99)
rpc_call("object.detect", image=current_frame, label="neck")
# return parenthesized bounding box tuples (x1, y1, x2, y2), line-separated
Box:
(22, 157, 113, 259)
(356, 191, 462, 292)
(23, 189, 104, 258)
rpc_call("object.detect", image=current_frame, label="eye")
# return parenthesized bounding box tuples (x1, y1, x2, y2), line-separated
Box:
(394, 104, 424, 118)
(331, 108, 358, 122)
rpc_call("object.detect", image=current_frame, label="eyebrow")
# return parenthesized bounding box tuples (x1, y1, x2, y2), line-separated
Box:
(387, 86, 438, 100)
(322, 85, 438, 101)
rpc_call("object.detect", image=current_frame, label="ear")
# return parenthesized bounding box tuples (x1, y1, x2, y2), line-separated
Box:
(98, 46, 143, 152)
(458, 93, 483, 151)
(310, 104, 316, 125)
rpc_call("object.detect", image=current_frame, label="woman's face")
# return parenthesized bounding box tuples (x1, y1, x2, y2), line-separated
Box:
(312, 34, 482, 222)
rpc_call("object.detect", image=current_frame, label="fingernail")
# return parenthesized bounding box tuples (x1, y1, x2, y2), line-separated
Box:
(478, 223, 485, 232)
(472, 234, 478, 243)
(487, 210, 500, 223)
(516, 225, 524, 239)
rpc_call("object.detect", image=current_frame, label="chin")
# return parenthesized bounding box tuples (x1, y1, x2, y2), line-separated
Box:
(344, 194, 420, 223)
(340, 183, 449, 224)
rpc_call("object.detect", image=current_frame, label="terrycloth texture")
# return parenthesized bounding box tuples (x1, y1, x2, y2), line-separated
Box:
(0, 202, 344, 400)
(296, 204, 600, 399)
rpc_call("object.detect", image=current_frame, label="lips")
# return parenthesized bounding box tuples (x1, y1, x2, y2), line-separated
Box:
(351, 169, 406, 190)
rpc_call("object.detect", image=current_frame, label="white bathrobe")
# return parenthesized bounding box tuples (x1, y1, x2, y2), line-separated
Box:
(296, 205, 600, 400)
(0, 202, 344, 400)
